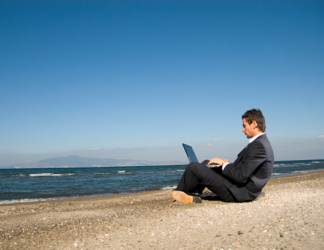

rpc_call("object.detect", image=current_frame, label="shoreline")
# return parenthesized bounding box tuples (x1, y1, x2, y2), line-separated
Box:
(1, 168, 323, 206)
(1, 170, 324, 249)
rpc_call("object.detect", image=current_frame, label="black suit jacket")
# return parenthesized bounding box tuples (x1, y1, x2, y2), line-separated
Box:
(222, 134, 274, 202)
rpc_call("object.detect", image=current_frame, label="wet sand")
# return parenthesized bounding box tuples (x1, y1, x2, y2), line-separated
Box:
(1, 170, 324, 249)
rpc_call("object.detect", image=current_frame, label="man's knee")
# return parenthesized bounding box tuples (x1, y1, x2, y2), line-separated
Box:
(186, 162, 209, 177)
(201, 159, 210, 165)
(187, 162, 197, 170)
(186, 162, 201, 172)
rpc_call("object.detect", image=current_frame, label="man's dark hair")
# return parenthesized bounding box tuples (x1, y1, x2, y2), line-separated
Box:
(242, 109, 266, 132)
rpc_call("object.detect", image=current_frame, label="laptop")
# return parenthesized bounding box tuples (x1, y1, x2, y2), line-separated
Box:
(182, 143, 221, 168)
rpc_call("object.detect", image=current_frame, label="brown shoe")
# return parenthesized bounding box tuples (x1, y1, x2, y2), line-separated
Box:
(171, 190, 201, 204)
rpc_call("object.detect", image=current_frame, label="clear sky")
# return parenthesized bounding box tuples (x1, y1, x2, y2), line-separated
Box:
(1, 0, 324, 167)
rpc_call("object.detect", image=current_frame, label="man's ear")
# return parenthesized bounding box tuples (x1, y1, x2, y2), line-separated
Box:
(252, 120, 258, 129)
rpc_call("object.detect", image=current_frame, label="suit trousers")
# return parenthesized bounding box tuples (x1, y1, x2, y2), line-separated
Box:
(175, 160, 237, 202)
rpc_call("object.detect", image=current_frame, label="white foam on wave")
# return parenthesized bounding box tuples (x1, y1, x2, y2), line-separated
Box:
(161, 186, 177, 190)
(272, 170, 315, 178)
(13, 174, 29, 177)
(0, 197, 58, 205)
(29, 173, 74, 177)
(292, 170, 309, 174)
(275, 164, 307, 168)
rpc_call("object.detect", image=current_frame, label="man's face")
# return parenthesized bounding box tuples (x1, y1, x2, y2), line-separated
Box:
(242, 118, 256, 138)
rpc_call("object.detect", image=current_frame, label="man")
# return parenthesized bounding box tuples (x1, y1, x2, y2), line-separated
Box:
(171, 109, 274, 203)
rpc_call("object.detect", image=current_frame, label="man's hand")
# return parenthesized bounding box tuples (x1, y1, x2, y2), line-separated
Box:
(208, 158, 229, 166)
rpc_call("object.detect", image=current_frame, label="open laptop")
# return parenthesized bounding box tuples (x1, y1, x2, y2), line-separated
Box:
(182, 143, 221, 168)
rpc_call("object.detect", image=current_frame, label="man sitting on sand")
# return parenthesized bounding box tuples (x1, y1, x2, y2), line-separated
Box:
(171, 108, 274, 203)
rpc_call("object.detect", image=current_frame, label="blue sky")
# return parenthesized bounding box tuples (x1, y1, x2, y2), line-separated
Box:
(1, 0, 324, 167)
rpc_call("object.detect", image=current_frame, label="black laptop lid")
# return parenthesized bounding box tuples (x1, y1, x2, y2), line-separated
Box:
(182, 143, 199, 163)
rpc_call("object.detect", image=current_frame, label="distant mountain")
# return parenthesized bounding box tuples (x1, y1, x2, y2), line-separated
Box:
(4, 155, 184, 169)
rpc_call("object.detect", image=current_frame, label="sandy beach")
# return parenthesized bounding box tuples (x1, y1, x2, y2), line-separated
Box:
(1, 170, 324, 250)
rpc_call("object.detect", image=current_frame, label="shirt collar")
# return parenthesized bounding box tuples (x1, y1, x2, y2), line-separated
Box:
(249, 133, 265, 143)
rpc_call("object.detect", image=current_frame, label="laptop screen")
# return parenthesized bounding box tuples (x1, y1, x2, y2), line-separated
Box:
(182, 143, 199, 163)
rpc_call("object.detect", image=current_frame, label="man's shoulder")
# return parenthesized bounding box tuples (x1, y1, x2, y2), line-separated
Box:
(248, 134, 272, 150)
(251, 134, 273, 154)
(254, 134, 269, 143)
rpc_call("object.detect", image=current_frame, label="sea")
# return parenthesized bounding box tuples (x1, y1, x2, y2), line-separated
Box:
(1, 159, 324, 204)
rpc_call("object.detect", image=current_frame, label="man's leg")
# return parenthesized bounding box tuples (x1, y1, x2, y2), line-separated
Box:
(175, 162, 207, 195)
(172, 161, 236, 202)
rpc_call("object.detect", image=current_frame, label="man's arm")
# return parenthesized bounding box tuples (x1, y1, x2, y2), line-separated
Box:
(222, 140, 267, 184)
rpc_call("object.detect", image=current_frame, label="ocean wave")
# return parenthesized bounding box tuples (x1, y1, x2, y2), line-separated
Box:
(29, 173, 74, 177)
(161, 186, 177, 190)
(274, 163, 314, 168)
(13, 174, 29, 177)
(0, 197, 58, 205)
(271, 170, 313, 177)
(292, 170, 309, 174)
(117, 170, 132, 174)
(273, 164, 289, 168)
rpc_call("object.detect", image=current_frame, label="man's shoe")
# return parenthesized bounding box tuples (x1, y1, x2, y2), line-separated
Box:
(187, 191, 202, 197)
(171, 190, 202, 204)
(193, 196, 202, 203)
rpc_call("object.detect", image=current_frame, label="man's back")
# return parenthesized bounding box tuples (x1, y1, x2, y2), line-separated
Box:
(223, 134, 274, 201)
